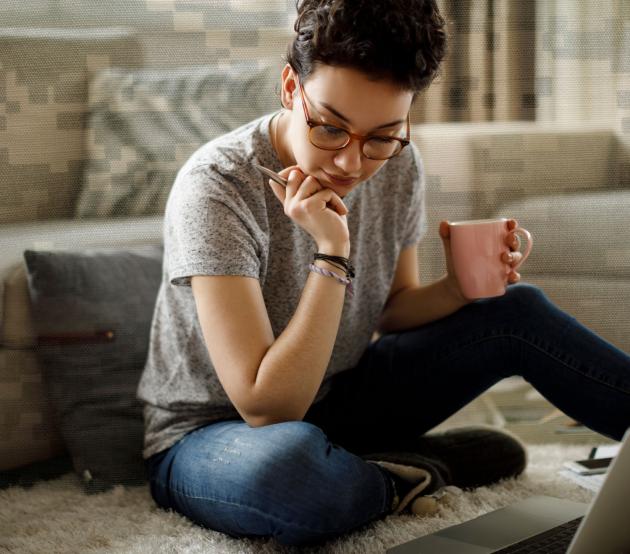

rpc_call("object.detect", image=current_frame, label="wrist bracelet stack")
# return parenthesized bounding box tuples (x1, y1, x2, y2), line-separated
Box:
(308, 253, 355, 298)
(313, 253, 355, 278)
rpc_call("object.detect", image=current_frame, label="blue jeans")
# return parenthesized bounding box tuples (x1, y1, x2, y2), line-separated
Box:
(146, 283, 630, 546)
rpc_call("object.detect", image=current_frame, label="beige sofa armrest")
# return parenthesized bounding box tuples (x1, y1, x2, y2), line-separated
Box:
(410, 121, 623, 282)
(412, 120, 619, 193)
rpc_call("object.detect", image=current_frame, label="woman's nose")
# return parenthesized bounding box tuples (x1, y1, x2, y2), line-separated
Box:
(333, 138, 362, 174)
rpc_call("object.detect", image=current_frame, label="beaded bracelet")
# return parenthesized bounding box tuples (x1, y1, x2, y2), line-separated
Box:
(308, 263, 355, 298)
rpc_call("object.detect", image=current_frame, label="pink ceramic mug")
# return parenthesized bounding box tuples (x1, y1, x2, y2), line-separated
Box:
(449, 218, 533, 299)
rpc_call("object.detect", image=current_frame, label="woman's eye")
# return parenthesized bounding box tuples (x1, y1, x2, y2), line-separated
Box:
(322, 125, 346, 136)
(370, 136, 395, 144)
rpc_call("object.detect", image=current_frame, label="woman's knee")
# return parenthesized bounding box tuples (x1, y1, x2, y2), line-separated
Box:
(241, 421, 387, 545)
(171, 420, 328, 484)
(506, 282, 545, 300)
(166, 420, 386, 546)
(500, 282, 553, 313)
(243, 420, 331, 466)
(454, 283, 558, 340)
(236, 421, 335, 495)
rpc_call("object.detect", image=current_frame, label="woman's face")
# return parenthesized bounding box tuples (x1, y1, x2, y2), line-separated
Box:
(279, 63, 413, 198)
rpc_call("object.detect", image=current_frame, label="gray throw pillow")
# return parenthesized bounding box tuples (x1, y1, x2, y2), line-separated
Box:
(75, 61, 281, 218)
(23, 245, 163, 494)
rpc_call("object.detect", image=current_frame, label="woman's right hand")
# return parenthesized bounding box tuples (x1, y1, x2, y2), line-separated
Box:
(267, 165, 350, 253)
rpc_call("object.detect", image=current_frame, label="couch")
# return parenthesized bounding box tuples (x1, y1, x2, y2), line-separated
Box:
(1, 26, 629, 489)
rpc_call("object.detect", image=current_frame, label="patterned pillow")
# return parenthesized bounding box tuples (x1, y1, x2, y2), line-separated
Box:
(76, 61, 281, 218)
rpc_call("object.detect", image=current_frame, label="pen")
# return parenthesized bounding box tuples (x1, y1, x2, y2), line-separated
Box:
(254, 164, 287, 188)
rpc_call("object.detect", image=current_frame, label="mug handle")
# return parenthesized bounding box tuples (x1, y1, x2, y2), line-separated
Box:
(511, 227, 533, 270)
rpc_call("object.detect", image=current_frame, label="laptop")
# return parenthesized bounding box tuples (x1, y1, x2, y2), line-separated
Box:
(387, 428, 630, 554)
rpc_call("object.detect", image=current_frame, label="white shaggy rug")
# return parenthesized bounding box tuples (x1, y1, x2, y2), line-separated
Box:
(1, 444, 597, 554)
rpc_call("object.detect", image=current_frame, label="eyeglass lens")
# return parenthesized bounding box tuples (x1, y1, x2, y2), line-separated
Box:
(309, 126, 401, 159)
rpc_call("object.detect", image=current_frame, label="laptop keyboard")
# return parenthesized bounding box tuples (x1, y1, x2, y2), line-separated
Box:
(493, 517, 583, 553)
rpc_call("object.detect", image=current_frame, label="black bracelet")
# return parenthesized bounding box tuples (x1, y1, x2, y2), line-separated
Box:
(314, 256, 348, 275)
(314, 253, 350, 269)
(324, 254, 354, 278)
(314, 253, 355, 279)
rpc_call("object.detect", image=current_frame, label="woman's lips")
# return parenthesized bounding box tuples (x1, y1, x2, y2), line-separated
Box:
(323, 169, 357, 186)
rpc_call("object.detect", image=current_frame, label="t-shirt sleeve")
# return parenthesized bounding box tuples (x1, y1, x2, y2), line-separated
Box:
(166, 166, 264, 287)
(400, 142, 429, 249)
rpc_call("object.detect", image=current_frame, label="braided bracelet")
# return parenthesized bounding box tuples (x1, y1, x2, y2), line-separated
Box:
(313, 253, 356, 278)
(308, 263, 355, 298)
(316, 259, 348, 275)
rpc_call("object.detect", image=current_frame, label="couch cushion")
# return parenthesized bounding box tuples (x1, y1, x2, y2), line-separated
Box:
(525, 274, 630, 355)
(409, 121, 621, 284)
(0, 347, 66, 472)
(75, 60, 281, 218)
(493, 190, 630, 278)
(0, 215, 163, 341)
(23, 245, 163, 493)
(410, 122, 619, 198)
(0, 27, 142, 224)
(2, 264, 36, 349)
(0, 264, 65, 473)
(0, 217, 163, 473)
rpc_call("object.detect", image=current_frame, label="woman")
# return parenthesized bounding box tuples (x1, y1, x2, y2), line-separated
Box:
(137, 0, 630, 546)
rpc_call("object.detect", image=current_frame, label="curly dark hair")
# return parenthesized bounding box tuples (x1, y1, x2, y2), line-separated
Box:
(285, 0, 448, 95)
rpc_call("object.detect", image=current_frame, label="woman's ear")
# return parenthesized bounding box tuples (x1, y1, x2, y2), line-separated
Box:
(280, 64, 298, 109)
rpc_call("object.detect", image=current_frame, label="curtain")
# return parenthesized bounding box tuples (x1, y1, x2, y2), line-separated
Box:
(536, 0, 630, 134)
(411, 0, 537, 123)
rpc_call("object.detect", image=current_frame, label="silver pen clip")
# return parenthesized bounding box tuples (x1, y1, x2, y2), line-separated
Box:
(254, 164, 287, 188)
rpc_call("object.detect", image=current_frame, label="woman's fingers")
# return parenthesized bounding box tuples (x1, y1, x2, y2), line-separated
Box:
(267, 165, 299, 203)
(508, 270, 521, 283)
(285, 168, 304, 194)
(502, 251, 523, 265)
(504, 223, 522, 283)
(293, 175, 323, 202)
(506, 219, 521, 250)
(439, 220, 450, 239)
(267, 166, 347, 217)
(509, 233, 521, 250)
(317, 188, 348, 216)
(267, 179, 285, 202)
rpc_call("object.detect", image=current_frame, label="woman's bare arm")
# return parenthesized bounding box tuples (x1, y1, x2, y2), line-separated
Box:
(191, 250, 349, 427)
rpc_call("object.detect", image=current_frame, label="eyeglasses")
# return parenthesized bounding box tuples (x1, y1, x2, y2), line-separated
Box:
(297, 78, 410, 161)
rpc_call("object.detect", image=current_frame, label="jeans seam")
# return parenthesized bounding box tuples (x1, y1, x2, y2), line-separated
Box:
(150, 425, 390, 536)
(432, 330, 630, 396)
(510, 333, 630, 395)
(167, 486, 386, 536)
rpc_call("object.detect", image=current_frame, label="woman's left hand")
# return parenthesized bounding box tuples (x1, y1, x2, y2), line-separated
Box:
(501, 219, 524, 284)
(438, 218, 523, 302)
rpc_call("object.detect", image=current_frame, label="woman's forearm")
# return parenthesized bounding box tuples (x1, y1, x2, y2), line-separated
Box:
(377, 275, 471, 335)
(248, 253, 350, 426)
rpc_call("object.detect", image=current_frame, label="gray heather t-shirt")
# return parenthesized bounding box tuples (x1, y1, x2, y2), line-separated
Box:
(136, 111, 428, 459)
